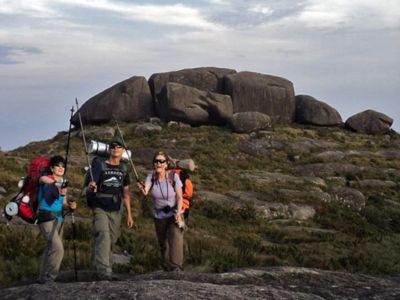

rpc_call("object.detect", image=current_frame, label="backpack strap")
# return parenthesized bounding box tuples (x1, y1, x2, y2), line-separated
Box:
(150, 175, 155, 192)
(167, 170, 176, 189)
(149, 171, 176, 191)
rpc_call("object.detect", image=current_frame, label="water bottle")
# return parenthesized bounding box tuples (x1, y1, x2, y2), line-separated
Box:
(22, 195, 30, 204)
(18, 177, 25, 189)
(87, 140, 132, 161)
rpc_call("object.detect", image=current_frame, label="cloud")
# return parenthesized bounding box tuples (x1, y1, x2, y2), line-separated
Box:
(248, 4, 274, 16)
(0, 0, 59, 18)
(0, 0, 223, 30)
(57, 0, 222, 30)
(203, 1, 305, 29)
(0, 45, 42, 64)
(296, 0, 400, 29)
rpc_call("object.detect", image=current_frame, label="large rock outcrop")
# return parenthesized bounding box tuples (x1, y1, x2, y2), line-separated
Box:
(295, 95, 342, 126)
(148, 67, 236, 117)
(157, 82, 233, 125)
(345, 109, 393, 135)
(71, 76, 153, 126)
(224, 71, 296, 123)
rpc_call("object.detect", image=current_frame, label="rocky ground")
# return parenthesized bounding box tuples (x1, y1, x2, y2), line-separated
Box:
(1, 267, 399, 300)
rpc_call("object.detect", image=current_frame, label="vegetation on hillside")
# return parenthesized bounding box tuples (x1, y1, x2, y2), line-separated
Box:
(0, 123, 399, 286)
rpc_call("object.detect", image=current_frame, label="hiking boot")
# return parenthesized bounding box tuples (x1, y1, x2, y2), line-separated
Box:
(96, 272, 120, 281)
(169, 267, 182, 273)
(95, 273, 112, 281)
(37, 277, 55, 284)
(110, 274, 120, 281)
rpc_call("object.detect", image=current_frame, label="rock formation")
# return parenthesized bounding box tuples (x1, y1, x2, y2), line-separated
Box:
(149, 67, 236, 118)
(345, 109, 393, 135)
(157, 82, 233, 125)
(295, 95, 342, 126)
(148, 67, 236, 98)
(224, 71, 296, 123)
(68, 67, 394, 136)
(71, 76, 153, 126)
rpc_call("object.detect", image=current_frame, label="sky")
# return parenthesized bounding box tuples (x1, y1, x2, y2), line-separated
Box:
(0, 0, 399, 150)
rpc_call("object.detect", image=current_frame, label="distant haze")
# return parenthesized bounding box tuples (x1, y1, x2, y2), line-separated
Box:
(0, 0, 399, 150)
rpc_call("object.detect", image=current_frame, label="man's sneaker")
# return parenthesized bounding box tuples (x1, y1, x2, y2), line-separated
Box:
(96, 273, 112, 281)
(37, 277, 55, 284)
(96, 273, 120, 281)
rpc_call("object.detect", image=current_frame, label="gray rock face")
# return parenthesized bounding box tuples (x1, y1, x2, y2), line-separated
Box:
(293, 163, 368, 178)
(327, 187, 366, 210)
(226, 190, 316, 220)
(295, 95, 342, 126)
(196, 190, 316, 220)
(349, 179, 397, 189)
(157, 82, 233, 125)
(149, 67, 236, 96)
(292, 163, 400, 179)
(345, 109, 393, 135)
(238, 138, 340, 156)
(2, 268, 399, 299)
(240, 171, 326, 188)
(71, 76, 154, 126)
(276, 189, 332, 203)
(316, 150, 400, 160)
(148, 67, 236, 117)
(224, 71, 296, 123)
(260, 202, 316, 220)
(229, 112, 272, 133)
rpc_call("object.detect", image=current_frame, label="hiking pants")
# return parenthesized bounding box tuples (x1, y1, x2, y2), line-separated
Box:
(92, 207, 122, 277)
(38, 220, 64, 282)
(154, 216, 184, 271)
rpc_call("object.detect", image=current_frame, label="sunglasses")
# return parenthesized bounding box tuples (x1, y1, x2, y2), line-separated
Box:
(153, 159, 166, 164)
(53, 163, 65, 168)
(109, 143, 123, 149)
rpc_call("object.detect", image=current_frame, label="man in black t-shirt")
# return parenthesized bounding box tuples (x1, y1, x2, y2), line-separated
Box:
(87, 136, 134, 280)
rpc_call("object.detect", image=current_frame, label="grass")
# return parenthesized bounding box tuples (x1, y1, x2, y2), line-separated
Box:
(0, 122, 399, 286)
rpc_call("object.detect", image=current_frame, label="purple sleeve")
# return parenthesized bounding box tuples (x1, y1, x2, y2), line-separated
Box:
(144, 174, 153, 186)
(174, 173, 183, 190)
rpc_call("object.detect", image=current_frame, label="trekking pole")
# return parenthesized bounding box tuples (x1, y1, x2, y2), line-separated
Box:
(64, 106, 75, 175)
(113, 117, 140, 182)
(60, 104, 78, 281)
(70, 207, 78, 281)
(75, 98, 94, 182)
(59, 106, 74, 224)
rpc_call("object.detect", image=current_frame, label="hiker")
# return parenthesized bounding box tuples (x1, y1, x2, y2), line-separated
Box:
(37, 155, 77, 284)
(138, 151, 185, 271)
(86, 136, 134, 280)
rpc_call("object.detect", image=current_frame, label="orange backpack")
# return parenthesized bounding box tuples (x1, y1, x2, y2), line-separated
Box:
(169, 168, 193, 211)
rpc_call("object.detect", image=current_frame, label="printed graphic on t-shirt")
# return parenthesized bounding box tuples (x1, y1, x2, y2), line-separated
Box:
(103, 176, 120, 187)
(101, 169, 124, 192)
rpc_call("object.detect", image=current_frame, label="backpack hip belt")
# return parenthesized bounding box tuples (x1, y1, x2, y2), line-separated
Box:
(95, 192, 118, 198)
(94, 192, 121, 205)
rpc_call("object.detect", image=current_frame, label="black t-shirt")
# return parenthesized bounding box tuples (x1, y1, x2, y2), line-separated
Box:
(90, 158, 130, 211)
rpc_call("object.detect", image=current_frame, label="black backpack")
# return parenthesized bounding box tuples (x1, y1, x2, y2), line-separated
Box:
(83, 157, 128, 208)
